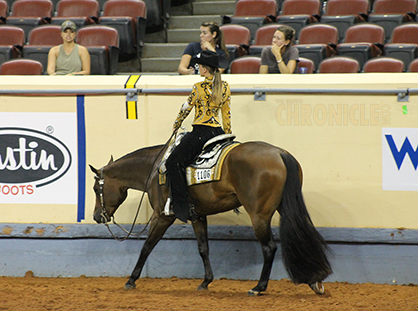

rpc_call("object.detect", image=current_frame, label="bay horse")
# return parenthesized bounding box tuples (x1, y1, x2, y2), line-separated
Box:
(89, 140, 332, 295)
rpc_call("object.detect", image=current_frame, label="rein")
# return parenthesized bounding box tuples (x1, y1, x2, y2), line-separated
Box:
(96, 132, 176, 241)
(96, 167, 148, 241)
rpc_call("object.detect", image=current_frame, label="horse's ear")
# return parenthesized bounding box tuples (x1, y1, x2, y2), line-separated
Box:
(108, 156, 114, 165)
(89, 164, 99, 176)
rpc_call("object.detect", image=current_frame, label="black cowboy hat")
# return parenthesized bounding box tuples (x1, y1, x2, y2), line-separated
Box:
(190, 50, 229, 69)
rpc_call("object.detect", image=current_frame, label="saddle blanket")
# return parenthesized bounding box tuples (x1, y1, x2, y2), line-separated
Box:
(159, 134, 240, 186)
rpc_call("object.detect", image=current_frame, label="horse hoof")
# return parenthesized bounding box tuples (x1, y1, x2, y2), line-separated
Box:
(124, 282, 136, 290)
(197, 284, 208, 291)
(247, 289, 261, 296)
(309, 282, 325, 295)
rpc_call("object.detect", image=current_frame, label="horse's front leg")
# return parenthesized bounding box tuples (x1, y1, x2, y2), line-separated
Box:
(191, 216, 214, 290)
(125, 212, 175, 290)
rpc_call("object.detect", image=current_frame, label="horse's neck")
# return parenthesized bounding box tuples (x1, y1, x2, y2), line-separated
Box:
(107, 145, 164, 192)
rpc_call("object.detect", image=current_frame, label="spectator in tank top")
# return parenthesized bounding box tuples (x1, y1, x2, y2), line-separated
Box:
(47, 20, 90, 76)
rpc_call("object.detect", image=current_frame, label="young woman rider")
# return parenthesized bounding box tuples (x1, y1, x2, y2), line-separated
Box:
(167, 50, 232, 222)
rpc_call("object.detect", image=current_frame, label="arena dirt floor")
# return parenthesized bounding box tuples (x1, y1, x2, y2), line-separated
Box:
(1, 274, 418, 311)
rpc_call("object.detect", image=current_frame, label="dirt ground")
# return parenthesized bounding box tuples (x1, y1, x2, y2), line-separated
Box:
(1, 275, 418, 311)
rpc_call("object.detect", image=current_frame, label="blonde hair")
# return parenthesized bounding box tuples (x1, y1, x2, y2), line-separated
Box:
(203, 65, 222, 106)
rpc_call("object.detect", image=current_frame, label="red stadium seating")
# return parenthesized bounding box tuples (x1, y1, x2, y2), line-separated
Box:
(230, 56, 261, 74)
(0, 26, 25, 65)
(99, 0, 147, 61)
(318, 56, 360, 73)
(0, 59, 43, 75)
(77, 25, 120, 75)
(220, 24, 251, 62)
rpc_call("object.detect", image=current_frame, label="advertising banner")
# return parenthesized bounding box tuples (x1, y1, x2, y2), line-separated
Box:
(0, 112, 78, 204)
(382, 128, 418, 191)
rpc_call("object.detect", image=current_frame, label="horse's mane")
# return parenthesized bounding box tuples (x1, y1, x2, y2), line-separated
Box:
(104, 144, 165, 179)
(115, 145, 165, 163)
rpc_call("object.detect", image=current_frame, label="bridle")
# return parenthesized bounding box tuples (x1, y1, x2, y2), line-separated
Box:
(94, 167, 147, 241)
(94, 131, 177, 241)
(97, 167, 111, 223)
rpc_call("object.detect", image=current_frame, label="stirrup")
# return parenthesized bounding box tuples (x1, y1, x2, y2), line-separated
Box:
(163, 197, 173, 216)
(188, 205, 200, 222)
(309, 282, 325, 295)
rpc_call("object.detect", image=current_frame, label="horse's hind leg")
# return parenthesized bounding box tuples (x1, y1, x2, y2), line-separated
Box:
(125, 213, 175, 290)
(191, 216, 214, 290)
(248, 217, 277, 296)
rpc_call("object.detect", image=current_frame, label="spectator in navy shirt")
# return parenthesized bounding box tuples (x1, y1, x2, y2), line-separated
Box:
(178, 21, 229, 74)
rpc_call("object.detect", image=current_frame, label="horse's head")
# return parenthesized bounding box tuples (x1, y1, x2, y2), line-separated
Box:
(89, 157, 128, 224)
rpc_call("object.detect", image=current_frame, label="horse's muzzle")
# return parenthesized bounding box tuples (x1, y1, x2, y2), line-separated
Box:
(93, 213, 107, 224)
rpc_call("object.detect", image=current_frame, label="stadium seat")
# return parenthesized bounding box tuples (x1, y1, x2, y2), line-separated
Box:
(298, 57, 314, 73)
(408, 58, 418, 72)
(368, 0, 416, 43)
(0, 0, 7, 22)
(318, 56, 360, 73)
(320, 0, 369, 43)
(363, 57, 404, 72)
(336, 23, 384, 70)
(22, 25, 61, 74)
(0, 25, 24, 66)
(2, 0, 10, 14)
(51, 0, 99, 28)
(0, 59, 43, 75)
(77, 25, 120, 75)
(276, 0, 321, 40)
(295, 24, 338, 72)
(220, 24, 251, 62)
(227, 0, 277, 44)
(99, 0, 147, 61)
(230, 56, 261, 74)
(6, 0, 53, 42)
(384, 23, 418, 69)
(248, 24, 284, 56)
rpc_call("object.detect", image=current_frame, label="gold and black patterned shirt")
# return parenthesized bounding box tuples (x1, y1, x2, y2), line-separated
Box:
(173, 77, 231, 134)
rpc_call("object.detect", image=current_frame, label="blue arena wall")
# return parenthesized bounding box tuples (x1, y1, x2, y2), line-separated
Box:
(1, 223, 418, 285)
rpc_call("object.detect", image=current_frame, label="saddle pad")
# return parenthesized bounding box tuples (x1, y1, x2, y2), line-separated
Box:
(186, 142, 240, 185)
(159, 142, 240, 186)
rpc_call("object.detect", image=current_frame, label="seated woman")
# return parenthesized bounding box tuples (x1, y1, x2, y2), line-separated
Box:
(47, 20, 90, 76)
(178, 21, 229, 75)
(259, 25, 299, 74)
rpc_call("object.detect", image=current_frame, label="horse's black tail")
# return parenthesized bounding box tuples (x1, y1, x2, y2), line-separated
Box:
(278, 152, 332, 284)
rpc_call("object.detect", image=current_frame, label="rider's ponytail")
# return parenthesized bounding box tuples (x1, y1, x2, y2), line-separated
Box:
(212, 68, 222, 106)
(203, 65, 222, 106)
